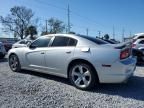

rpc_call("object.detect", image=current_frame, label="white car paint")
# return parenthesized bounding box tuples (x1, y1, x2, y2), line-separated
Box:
(133, 39, 144, 49)
(8, 34, 136, 83)
(12, 40, 32, 48)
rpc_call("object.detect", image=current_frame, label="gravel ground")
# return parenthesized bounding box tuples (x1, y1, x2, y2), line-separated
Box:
(0, 58, 144, 108)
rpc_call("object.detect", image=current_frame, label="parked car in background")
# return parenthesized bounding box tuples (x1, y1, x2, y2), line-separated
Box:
(132, 39, 144, 49)
(132, 48, 144, 63)
(12, 39, 32, 48)
(0, 39, 17, 52)
(133, 33, 144, 41)
(102, 39, 118, 44)
(8, 34, 136, 90)
(0, 42, 6, 58)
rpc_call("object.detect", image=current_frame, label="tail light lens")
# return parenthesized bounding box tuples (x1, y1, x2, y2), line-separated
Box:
(120, 48, 130, 60)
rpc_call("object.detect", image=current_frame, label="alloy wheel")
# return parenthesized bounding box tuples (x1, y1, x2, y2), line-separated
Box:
(71, 65, 92, 88)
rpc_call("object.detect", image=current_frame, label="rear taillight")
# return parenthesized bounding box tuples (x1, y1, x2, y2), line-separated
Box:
(120, 49, 130, 60)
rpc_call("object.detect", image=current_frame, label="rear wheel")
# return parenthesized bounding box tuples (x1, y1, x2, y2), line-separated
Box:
(9, 54, 21, 72)
(69, 63, 97, 90)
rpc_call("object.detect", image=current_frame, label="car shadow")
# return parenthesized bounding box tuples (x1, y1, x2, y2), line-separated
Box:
(19, 70, 144, 101)
(136, 62, 144, 67)
(0, 58, 8, 62)
(92, 76, 144, 101)
(20, 70, 71, 85)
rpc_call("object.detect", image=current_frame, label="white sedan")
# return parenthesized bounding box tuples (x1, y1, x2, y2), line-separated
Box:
(8, 34, 136, 90)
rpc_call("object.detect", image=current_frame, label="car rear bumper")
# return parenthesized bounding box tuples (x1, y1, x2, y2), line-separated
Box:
(97, 56, 136, 83)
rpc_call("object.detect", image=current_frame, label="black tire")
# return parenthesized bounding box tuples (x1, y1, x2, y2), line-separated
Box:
(69, 62, 97, 90)
(0, 54, 5, 59)
(9, 54, 21, 72)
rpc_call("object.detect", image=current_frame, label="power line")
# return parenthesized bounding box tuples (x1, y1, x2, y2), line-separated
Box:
(33, 0, 106, 29)
(34, 0, 67, 11)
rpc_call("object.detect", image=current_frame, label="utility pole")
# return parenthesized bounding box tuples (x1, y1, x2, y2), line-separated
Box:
(67, 4, 71, 33)
(122, 28, 125, 42)
(129, 31, 132, 37)
(86, 28, 89, 36)
(45, 20, 48, 33)
(98, 31, 101, 38)
(113, 26, 115, 39)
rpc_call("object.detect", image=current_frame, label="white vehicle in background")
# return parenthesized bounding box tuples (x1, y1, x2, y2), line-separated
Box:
(133, 33, 144, 42)
(8, 34, 136, 90)
(12, 39, 32, 48)
(132, 39, 144, 49)
(0, 42, 6, 58)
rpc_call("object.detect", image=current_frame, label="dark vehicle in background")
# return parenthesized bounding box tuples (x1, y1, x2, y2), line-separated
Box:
(0, 42, 6, 58)
(0, 38, 18, 52)
(132, 48, 144, 64)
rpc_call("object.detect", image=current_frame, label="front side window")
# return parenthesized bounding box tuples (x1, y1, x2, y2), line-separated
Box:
(30, 36, 52, 48)
(51, 36, 77, 47)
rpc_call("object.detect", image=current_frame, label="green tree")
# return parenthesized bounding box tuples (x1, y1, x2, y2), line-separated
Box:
(25, 25, 37, 40)
(0, 6, 34, 39)
(104, 34, 110, 40)
(48, 18, 65, 34)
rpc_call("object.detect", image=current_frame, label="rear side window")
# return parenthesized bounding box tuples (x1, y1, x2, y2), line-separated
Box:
(68, 38, 77, 46)
(51, 36, 77, 47)
(78, 35, 108, 45)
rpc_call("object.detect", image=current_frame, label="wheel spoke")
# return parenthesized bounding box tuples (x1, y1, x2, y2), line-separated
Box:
(84, 71, 90, 77)
(82, 77, 89, 86)
(72, 71, 81, 77)
(11, 64, 15, 68)
(79, 66, 83, 74)
(75, 77, 82, 85)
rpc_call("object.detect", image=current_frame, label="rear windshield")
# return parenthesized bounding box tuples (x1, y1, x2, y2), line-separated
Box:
(78, 35, 108, 45)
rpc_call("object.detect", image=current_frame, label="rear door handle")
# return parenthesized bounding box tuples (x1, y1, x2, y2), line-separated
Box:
(41, 52, 45, 54)
(66, 51, 71, 54)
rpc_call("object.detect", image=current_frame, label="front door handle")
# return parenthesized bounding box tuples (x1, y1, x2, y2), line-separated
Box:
(66, 51, 71, 54)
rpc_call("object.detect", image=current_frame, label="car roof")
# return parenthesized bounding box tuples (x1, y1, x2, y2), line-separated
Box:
(133, 33, 144, 39)
(42, 34, 108, 45)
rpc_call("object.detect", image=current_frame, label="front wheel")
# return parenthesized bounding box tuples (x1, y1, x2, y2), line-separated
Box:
(9, 54, 21, 72)
(69, 63, 97, 90)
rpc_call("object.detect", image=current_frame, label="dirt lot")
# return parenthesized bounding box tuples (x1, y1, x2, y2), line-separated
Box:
(0, 58, 144, 108)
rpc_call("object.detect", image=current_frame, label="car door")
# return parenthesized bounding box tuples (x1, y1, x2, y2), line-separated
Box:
(45, 36, 77, 76)
(24, 36, 52, 71)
